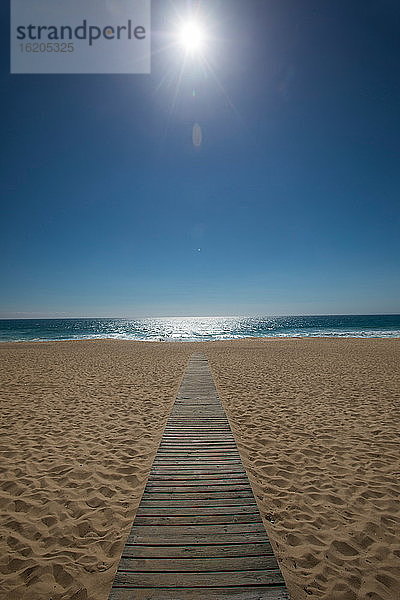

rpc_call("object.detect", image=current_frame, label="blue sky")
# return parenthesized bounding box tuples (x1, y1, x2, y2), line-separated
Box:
(1, 0, 399, 318)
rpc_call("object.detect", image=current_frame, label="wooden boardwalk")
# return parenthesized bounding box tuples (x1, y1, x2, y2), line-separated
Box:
(109, 353, 289, 600)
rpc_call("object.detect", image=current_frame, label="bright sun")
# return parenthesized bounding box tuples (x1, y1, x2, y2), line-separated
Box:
(177, 20, 206, 54)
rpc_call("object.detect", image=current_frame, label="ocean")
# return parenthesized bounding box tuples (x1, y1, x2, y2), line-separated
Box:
(0, 315, 399, 342)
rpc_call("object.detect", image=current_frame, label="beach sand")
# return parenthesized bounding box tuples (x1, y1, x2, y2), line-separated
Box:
(1, 339, 399, 600)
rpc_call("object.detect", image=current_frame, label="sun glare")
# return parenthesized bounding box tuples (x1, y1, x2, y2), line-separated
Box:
(177, 20, 205, 54)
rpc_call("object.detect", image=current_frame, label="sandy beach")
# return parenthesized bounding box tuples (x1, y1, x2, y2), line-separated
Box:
(1, 338, 399, 600)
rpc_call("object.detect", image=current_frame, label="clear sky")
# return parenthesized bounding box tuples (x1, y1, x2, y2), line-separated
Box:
(1, 0, 399, 318)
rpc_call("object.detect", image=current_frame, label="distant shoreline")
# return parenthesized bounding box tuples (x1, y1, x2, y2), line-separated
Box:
(1, 335, 400, 344)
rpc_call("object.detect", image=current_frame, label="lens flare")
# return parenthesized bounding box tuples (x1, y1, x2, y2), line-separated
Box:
(192, 123, 202, 147)
(178, 20, 205, 53)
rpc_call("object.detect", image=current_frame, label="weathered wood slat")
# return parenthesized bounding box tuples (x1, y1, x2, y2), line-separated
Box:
(129, 523, 266, 536)
(151, 458, 243, 464)
(139, 498, 258, 507)
(121, 542, 275, 559)
(134, 514, 263, 525)
(156, 447, 241, 452)
(135, 504, 260, 523)
(113, 569, 284, 587)
(135, 505, 260, 515)
(118, 555, 278, 572)
(148, 473, 247, 480)
(109, 587, 289, 600)
(161, 437, 233, 442)
(149, 471, 246, 476)
(146, 477, 248, 485)
(159, 441, 238, 446)
(108, 353, 287, 600)
(164, 425, 232, 429)
(156, 448, 238, 455)
(151, 466, 246, 474)
(128, 530, 270, 547)
(144, 485, 252, 493)
(141, 491, 256, 500)
(128, 531, 273, 546)
(155, 452, 241, 457)
(166, 418, 228, 421)
(162, 432, 233, 436)
(162, 431, 233, 435)
(152, 463, 243, 468)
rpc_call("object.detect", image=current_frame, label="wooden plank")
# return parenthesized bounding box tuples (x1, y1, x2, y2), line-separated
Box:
(152, 460, 244, 465)
(141, 491, 256, 500)
(152, 452, 242, 459)
(109, 587, 290, 600)
(151, 463, 245, 468)
(153, 455, 242, 459)
(159, 441, 237, 445)
(163, 431, 231, 434)
(163, 428, 231, 431)
(168, 415, 228, 419)
(146, 477, 248, 485)
(121, 542, 275, 559)
(150, 466, 245, 471)
(162, 431, 233, 435)
(163, 430, 232, 433)
(161, 438, 234, 442)
(151, 465, 244, 470)
(139, 498, 258, 507)
(152, 459, 242, 463)
(158, 448, 239, 452)
(159, 445, 238, 450)
(144, 484, 251, 491)
(157, 445, 239, 449)
(144, 486, 252, 494)
(151, 466, 246, 474)
(127, 531, 270, 545)
(162, 433, 233, 436)
(149, 472, 247, 477)
(159, 439, 236, 442)
(174, 400, 220, 404)
(149, 472, 247, 478)
(136, 505, 260, 515)
(147, 474, 248, 481)
(164, 424, 231, 428)
(133, 514, 262, 526)
(118, 555, 278, 572)
(165, 420, 227, 423)
(171, 408, 224, 411)
(151, 472, 246, 479)
(167, 423, 229, 427)
(130, 523, 265, 535)
(152, 451, 241, 458)
(143, 488, 253, 497)
(112, 570, 285, 588)
(166, 417, 227, 420)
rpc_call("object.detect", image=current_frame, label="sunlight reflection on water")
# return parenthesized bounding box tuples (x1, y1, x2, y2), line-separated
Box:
(1, 315, 400, 342)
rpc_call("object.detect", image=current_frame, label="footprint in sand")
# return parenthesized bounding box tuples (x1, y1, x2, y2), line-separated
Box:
(296, 553, 320, 569)
(329, 540, 359, 557)
(330, 582, 357, 600)
(286, 533, 302, 546)
(53, 563, 73, 587)
(86, 496, 104, 508)
(375, 572, 398, 590)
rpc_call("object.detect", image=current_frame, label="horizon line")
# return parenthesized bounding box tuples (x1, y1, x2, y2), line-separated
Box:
(0, 312, 399, 320)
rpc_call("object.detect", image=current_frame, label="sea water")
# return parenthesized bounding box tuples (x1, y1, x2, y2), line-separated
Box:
(0, 315, 399, 342)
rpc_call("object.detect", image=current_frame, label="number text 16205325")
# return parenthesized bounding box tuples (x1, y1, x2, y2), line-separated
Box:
(20, 43, 74, 53)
